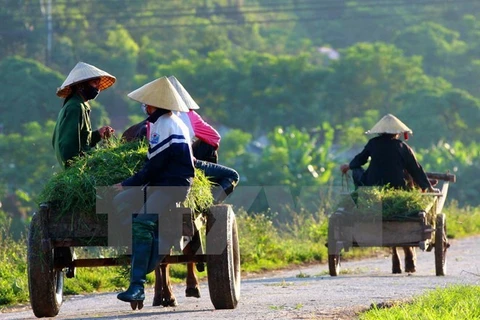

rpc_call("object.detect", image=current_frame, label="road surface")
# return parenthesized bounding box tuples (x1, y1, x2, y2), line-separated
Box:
(1, 235, 479, 320)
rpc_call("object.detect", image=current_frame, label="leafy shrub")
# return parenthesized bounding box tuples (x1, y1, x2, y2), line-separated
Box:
(0, 220, 28, 305)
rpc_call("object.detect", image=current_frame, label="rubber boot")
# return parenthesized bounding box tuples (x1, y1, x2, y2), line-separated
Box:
(147, 233, 166, 274)
(117, 221, 156, 303)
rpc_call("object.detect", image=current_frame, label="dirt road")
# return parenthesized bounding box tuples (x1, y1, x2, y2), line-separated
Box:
(2, 235, 479, 320)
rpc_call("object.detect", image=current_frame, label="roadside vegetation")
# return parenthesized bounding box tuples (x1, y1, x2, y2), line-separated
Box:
(2, 1, 480, 316)
(1, 203, 479, 308)
(359, 285, 480, 320)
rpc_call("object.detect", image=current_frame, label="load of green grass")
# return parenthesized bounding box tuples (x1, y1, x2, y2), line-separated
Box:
(36, 138, 213, 217)
(337, 186, 437, 222)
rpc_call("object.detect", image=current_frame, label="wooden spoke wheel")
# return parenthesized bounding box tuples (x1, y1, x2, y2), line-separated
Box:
(435, 213, 447, 276)
(28, 206, 64, 317)
(328, 216, 341, 276)
(206, 205, 241, 309)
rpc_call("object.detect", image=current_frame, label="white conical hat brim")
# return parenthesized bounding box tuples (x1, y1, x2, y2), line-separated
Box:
(127, 77, 189, 112)
(56, 62, 116, 98)
(168, 76, 200, 110)
(365, 114, 413, 134)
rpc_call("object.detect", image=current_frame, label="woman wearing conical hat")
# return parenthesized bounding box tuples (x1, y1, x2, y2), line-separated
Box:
(168, 75, 221, 164)
(340, 114, 434, 191)
(52, 62, 116, 168)
(112, 77, 195, 307)
(340, 114, 437, 275)
(167, 76, 238, 203)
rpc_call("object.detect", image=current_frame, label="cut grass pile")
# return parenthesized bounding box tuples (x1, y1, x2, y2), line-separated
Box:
(337, 186, 437, 222)
(36, 138, 213, 216)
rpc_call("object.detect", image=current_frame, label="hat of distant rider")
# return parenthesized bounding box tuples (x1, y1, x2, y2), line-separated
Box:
(127, 76, 189, 112)
(365, 114, 413, 135)
(56, 62, 116, 98)
(168, 75, 200, 110)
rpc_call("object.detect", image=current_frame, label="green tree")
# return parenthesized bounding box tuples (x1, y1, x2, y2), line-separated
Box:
(0, 56, 63, 133)
(0, 56, 110, 133)
(246, 126, 334, 189)
(395, 85, 480, 148)
(218, 128, 254, 175)
(321, 42, 428, 125)
(0, 121, 59, 198)
(417, 141, 480, 207)
(239, 125, 336, 221)
(0, 1, 45, 62)
(394, 22, 467, 80)
(157, 49, 327, 134)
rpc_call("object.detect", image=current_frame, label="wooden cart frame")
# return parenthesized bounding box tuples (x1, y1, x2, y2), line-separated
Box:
(27, 203, 240, 318)
(327, 172, 456, 277)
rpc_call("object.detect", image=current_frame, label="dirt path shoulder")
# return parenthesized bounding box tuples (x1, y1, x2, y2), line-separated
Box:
(1, 236, 479, 320)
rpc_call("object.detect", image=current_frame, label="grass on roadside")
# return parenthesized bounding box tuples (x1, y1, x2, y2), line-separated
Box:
(0, 224, 28, 306)
(0, 202, 479, 308)
(359, 285, 480, 320)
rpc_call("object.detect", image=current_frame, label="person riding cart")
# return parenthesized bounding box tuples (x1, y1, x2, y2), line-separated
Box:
(121, 76, 239, 204)
(113, 76, 194, 308)
(339, 113, 437, 273)
(340, 114, 436, 192)
(168, 75, 221, 164)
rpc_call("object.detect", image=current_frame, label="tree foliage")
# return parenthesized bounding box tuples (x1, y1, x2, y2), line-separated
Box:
(1, 0, 480, 215)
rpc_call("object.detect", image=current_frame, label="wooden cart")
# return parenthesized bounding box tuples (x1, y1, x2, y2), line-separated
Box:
(327, 172, 456, 277)
(27, 203, 240, 318)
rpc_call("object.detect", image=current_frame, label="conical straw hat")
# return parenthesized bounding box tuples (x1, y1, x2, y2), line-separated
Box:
(168, 76, 200, 110)
(127, 77, 189, 112)
(365, 114, 412, 135)
(56, 62, 116, 98)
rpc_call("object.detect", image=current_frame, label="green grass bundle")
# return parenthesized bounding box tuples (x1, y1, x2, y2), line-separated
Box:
(337, 186, 436, 222)
(37, 138, 213, 217)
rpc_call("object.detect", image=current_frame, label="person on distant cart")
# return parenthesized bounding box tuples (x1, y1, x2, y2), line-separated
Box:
(113, 76, 194, 307)
(340, 114, 437, 273)
(340, 114, 436, 192)
(52, 61, 116, 168)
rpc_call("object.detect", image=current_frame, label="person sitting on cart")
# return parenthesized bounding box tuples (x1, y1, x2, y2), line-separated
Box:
(121, 76, 239, 204)
(339, 114, 437, 273)
(340, 113, 436, 192)
(167, 75, 239, 202)
(112, 76, 194, 306)
(52, 61, 116, 169)
(167, 75, 221, 163)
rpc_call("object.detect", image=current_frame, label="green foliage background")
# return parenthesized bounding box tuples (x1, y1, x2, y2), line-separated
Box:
(1, 0, 480, 309)
(2, 0, 480, 218)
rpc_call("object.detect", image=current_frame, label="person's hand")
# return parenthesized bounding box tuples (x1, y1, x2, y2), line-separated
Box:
(340, 163, 350, 174)
(428, 187, 440, 193)
(99, 126, 115, 139)
(113, 183, 123, 192)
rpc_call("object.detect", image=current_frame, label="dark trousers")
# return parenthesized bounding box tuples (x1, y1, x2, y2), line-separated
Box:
(194, 160, 239, 197)
(192, 140, 218, 163)
(351, 167, 366, 189)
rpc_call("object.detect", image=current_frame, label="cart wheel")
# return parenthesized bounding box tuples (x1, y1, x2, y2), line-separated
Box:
(28, 208, 64, 317)
(206, 205, 241, 309)
(328, 216, 340, 276)
(435, 213, 447, 276)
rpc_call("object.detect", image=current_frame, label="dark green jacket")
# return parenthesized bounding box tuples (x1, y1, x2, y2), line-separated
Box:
(52, 93, 101, 168)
